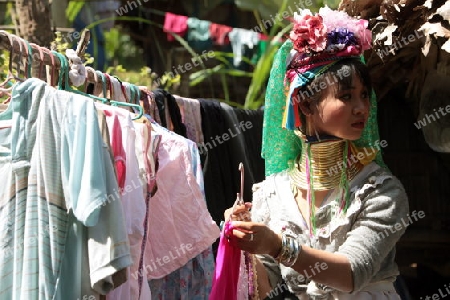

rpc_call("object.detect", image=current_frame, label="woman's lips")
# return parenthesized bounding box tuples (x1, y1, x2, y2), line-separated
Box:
(351, 121, 365, 129)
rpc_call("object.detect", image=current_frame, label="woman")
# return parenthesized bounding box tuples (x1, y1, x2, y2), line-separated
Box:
(225, 7, 409, 299)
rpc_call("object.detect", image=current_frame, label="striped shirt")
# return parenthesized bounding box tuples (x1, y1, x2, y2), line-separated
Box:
(0, 78, 131, 300)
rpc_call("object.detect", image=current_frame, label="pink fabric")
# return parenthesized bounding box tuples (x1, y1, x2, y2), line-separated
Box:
(209, 222, 241, 300)
(144, 124, 220, 279)
(163, 12, 188, 41)
(210, 23, 232, 45)
(102, 109, 126, 190)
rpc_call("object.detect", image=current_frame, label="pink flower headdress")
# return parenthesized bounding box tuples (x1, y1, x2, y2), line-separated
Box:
(286, 7, 372, 78)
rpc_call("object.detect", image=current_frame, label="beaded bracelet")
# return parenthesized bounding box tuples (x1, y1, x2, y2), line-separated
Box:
(274, 231, 301, 267)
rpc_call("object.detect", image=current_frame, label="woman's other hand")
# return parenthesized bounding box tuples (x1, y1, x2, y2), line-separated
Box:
(229, 221, 282, 257)
(224, 202, 252, 221)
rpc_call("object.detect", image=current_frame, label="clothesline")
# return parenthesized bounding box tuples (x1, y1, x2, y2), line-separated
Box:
(141, 7, 285, 42)
(160, 11, 283, 43)
(157, 10, 286, 66)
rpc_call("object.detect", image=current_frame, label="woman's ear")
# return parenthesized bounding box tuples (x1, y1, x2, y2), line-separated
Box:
(299, 99, 313, 116)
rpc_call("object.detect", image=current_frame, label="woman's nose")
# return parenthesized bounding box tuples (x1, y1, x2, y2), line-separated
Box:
(353, 98, 369, 116)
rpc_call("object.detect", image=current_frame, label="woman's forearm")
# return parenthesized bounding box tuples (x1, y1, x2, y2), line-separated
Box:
(254, 257, 273, 299)
(289, 245, 353, 292)
(229, 221, 354, 293)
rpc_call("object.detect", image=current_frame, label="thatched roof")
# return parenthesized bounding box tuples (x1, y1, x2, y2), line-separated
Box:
(339, 0, 450, 112)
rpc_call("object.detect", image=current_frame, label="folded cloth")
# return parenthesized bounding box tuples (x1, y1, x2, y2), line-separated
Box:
(163, 12, 188, 41)
(210, 23, 233, 45)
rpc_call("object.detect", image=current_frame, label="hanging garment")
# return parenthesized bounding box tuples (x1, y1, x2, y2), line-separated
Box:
(219, 103, 266, 201)
(210, 23, 233, 45)
(143, 122, 220, 280)
(187, 17, 213, 50)
(153, 89, 187, 138)
(148, 138, 215, 300)
(164, 12, 189, 41)
(251, 40, 269, 64)
(139, 88, 162, 125)
(209, 222, 241, 300)
(96, 105, 146, 300)
(230, 106, 266, 200)
(174, 95, 204, 144)
(0, 78, 131, 299)
(198, 99, 238, 225)
(228, 28, 260, 66)
(148, 246, 216, 300)
(134, 118, 162, 300)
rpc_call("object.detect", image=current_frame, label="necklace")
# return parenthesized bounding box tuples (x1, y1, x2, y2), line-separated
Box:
(288, 135, 377, 235)
(289, 139, 364, 191)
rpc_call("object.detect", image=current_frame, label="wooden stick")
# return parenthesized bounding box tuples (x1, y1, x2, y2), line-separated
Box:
(75, 29, 90, 59)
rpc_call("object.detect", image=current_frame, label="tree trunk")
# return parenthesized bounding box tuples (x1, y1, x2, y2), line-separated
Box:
(15, 0, 53, 47)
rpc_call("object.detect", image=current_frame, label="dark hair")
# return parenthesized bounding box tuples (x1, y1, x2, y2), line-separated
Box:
(294, 58, 372, 132)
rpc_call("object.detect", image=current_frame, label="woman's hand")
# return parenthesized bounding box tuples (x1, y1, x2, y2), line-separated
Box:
(229, 221, 282, 257)
(224, 202, 252, 222)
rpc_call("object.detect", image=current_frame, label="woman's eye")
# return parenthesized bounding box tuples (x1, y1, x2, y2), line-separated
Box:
(339, 94, 351, 101)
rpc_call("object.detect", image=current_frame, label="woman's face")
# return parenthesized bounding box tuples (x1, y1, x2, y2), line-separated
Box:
(308, 74, 370, 141)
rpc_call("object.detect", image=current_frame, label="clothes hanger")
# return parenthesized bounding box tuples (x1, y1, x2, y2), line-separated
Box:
(1, 36, 32, 106)
(0, 34, 24, 89)
(133, 84, 141, 105)
(19, 37, 33, 79)
(128, 83, 136, 104)
(41, 47, 56, 86)
(0, 35, 26, 105)
(30, 43, 45, 80)
(128, 84, 148, 123)
(227, 162, 246, 224)
(0, 33, 26, 115)
(52, 52, 143, 120)
(110, 83, 144, 119)
(103, 73, 114, 100)
(94, 70, 106, 100)
(84, 66, 97, 93)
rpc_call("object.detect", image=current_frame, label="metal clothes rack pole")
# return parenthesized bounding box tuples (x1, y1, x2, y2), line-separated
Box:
(0, 29, 146, 98)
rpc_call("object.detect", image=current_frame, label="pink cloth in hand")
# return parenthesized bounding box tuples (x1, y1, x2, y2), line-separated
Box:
(209, 222, 241, 300)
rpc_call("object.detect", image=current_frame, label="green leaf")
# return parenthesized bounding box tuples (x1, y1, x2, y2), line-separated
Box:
(220, 73, 230, 102)
(189, 66, 253, 87)
(189, 65, 224, 86)
(244, 16, 293, 109)
(66, 1, 85, 23)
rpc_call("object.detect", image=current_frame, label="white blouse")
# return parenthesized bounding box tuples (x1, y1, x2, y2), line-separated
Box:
(251, 162, 409, 299)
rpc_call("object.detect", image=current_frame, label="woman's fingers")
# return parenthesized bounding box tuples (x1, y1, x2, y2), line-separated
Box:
(224, 203, 252, 221)
(230, 220, 254, 231)
(228, 221, 280, 255)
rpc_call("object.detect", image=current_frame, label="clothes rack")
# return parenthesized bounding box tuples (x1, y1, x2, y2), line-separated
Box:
(0, 29, 145, 101)
(0, 28, 266, 300)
